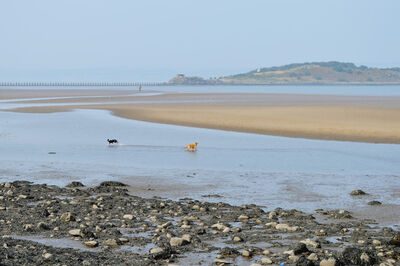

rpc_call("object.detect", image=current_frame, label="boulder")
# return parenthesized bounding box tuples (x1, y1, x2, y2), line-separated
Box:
(66, 181, 84, 188)
(350, 189, 367, 196)
(99, 181, 127, 187)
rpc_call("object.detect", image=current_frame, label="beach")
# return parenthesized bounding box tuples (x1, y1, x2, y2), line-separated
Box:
(3, 89, 400, 144)
(1, 87, 400, 265)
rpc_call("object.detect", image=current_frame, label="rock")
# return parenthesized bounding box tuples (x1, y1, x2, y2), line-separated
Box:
(341, 247, 375, 265)
(118, 238, 129, 243)
(182, 234, 192, 242)
(289, 255, 299, 262)
(301, 238, 321, 248)
(242, 250, 251, 257)
(276, 223, 298, 231)
(42, 253, 52, 259)
(122, 214, 134, 220)
(372, 239, 381, 245)
(320, 257, 336, 266)
(268, 211, 277, 219)
(295, 256, 314, 266)
(150, 247, 164, 254)
(233, 236, 243, 242)
(37, 222, 50, 230)
(66, 181, 84, 187)
(262, 250, 271, 256)
(350, 189, 367, 196)
(238, 214, 249, 221)
(293, 243, 309, 255)
(367, 201, 382, 205)
(84, 241, 99, 248)
(68, 229, 82, 237)
(160, 221, 172, 228)
(23, 224, 33, 231)
(389, 233, 400, 246)
(0, 206, 6, 210)
(103, 239, 120, 247)
(213, 259, 230, 265)
(261, 257, 273, 264)
(307, 253, 318, 261)
(150, 246, 172, 260)
(99, 181, 127, 187)
(170, 237, 188, 247)
(60, 212, 75, 222)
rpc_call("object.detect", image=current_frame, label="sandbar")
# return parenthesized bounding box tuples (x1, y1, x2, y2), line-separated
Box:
(2, 89, 400, 144)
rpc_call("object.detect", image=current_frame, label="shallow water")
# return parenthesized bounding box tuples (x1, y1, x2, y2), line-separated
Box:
(4, 84, 400, 96)
(0, 109, 399, 224)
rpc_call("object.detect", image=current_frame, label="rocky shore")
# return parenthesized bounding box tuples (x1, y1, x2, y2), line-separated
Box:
(0, 181, 399, 265)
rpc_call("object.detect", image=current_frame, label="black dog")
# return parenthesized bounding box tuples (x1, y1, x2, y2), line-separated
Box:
(107, 138, 118, 144)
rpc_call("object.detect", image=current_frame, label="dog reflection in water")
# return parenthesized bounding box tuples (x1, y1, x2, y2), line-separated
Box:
(185, 142, 198, 151)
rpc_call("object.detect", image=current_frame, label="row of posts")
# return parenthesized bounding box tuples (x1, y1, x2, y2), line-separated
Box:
(0, 82, 166, 87)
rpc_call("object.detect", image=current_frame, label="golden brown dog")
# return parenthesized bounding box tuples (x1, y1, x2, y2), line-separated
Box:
(184, 142, 198, 151)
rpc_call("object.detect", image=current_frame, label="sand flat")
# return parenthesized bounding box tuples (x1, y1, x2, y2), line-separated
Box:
(3, 89, 400, 144)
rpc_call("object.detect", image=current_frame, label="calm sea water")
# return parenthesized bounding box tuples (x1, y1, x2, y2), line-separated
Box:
(5, 84, 400, 96)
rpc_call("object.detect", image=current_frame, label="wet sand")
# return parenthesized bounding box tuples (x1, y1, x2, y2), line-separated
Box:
(3, 89, 400, 144)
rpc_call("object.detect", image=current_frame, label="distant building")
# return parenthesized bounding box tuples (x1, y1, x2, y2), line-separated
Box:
(256, 67, 261, 73)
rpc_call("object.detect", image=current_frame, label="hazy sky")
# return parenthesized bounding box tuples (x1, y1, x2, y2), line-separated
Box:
(1, 0, 399, 81)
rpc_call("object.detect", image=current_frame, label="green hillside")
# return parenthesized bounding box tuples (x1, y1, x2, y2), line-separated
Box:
(169, 62, 400, 85)
(220, 62, 400, 85)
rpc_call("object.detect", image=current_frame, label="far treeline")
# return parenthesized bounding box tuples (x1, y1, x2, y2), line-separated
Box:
(168, 62, 400, 85)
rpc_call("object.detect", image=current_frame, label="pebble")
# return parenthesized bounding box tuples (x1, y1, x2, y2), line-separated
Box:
(350, 189, 367, 195)
(68, 229, 82, 237)
(42, 253, 53, 259)
(242, 250, 251, 257)
(320, 257, 336, 266)
(170, 237, 188, 247)
(261, 257, 273, 264)
(122, 214, 134, 220)
(84, 241, 99, 248)
(103, 239, 120, 247)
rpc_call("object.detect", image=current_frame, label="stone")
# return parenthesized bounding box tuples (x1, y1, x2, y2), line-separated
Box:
(261, 257, 273, 264)
(42, 253, 52, 259)
(320, 257, 336, 266)
(122, 214, 134, 220)
(268, 211, 277, 219)
(242, 250, 251, 257)
(213, 259, 230, 264)
(99, 181, 127, 187)
(150, 247, 164, 254)
(60, 212, 75, 222)
(0, 206, 6, 211)
(170, 237, 188, 247)
(84, 241, 99, 248)
(301, 238, 321, 248)
(368, 201, 382, 206)
(372, 239, 382, 245)
(66, 181, 84, 187)
(182, 234, 191, 242)
(275, 223, 298, 231)
(160, 221, 172, 228)
(350, 189, 367, 196)
(293, 243, 309, 255)
(118, 238, 129, 243)
(238, 214, 249, 221)
(103, 239, 120, 247)
(308, 253, 318, 261)
(389, 233, 400, 246)
(37, 222, 50, 230)
(23, 224, 33, 231)
(68, 229, 82, 237)
(233, 236, 243, 242)
(262, 250, 271, 256)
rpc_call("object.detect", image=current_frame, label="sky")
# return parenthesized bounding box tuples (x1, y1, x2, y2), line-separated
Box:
(0, 0, 399, 81)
